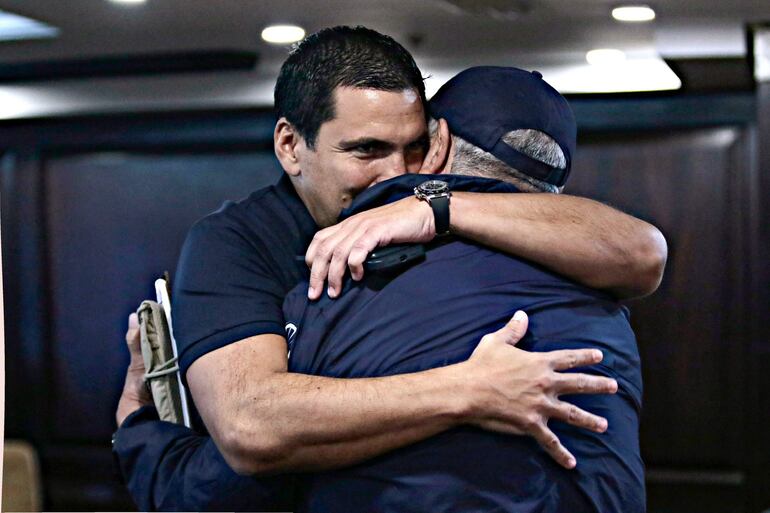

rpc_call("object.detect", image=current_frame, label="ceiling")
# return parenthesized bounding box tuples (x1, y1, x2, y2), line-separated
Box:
(0, 0, 767, 118)
(1, 0, 766, 64)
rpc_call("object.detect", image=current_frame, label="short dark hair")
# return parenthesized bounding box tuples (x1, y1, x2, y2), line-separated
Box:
(274, 26, 426, 148)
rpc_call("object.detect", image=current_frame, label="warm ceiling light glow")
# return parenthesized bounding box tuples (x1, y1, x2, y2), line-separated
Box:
(261, 25, 306, 44)
(586, 48, 626, 66)
(612, 5, 656, 22)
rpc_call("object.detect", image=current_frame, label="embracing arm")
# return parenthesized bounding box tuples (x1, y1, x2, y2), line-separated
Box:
(115, 408, 293, 511)
(114, 314, 293, 511)
(187, 313, 616, 475)
(450, 192, 667, 299)
(306, 192, 667, 301)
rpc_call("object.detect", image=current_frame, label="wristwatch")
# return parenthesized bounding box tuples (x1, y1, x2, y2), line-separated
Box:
(414, 179, 451, 236)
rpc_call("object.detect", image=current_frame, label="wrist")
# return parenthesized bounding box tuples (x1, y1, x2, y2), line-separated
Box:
(415, 196, 436, 237)
(123, 365, 152, 402)
(434, 361, 477, 423)
(116, 396, 147, 427)
(414, 180, 450, 236)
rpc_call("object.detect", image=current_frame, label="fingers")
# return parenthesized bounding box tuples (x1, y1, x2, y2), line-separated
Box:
(305, 226, 339, 300)
(307, 219, 388, 299)
(496, 310, 529, 346)
(348, 241, 370, 281)
(554, 373, 618, 395)
(125, 312, 146, 370)
(548, 400, 608, 433)
(548, 348, 603, 371)
(304, 225, 336, 269)
(532, 424, 576, 469)
(306, 235, 332, 300)
(310, 224, 363, 298)
(325, 228, 367, 298)
(306, 221, 370, 299)
(329, 225, 382, 295)
(125, 313, 141, 349)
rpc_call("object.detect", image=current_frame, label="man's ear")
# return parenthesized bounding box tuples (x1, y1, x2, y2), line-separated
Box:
(421, 118, 451, 174)
(274, 118, 304, 176)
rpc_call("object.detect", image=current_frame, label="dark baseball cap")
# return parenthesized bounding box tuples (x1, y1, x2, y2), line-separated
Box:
(429, 66, 576, 187)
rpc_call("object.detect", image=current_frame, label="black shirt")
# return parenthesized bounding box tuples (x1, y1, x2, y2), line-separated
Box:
(172, 174, 317, 385)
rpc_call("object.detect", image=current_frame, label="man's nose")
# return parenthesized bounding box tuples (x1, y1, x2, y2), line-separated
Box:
(375, 152, 409, 183)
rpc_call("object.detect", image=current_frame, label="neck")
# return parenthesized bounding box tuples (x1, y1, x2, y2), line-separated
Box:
(289, 175, 338, 228)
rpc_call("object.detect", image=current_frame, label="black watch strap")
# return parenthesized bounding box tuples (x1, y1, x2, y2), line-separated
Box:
(431, 195, 450, 235)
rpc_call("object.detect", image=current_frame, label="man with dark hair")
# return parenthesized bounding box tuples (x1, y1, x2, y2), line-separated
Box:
(267, 26, 430, 229)
(114, 26, 664, 511)
(275, 26, 428, 150)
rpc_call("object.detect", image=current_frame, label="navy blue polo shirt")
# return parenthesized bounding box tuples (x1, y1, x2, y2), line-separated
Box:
(284, 174, 645, 513)
(172, 173, 317, 386)
(116, 174, 315, 511)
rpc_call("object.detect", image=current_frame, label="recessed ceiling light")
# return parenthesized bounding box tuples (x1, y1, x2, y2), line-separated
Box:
(0, 9, 59, 41)
(586, 48, 627, 66)
(261, 25, 306, 44)
(612, 5, 656, 22)
(540, 58, 681, 94)
(109, 0, 147, 4)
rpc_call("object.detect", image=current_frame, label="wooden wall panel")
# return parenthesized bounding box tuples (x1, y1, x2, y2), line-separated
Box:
(43, 151, 283, 442)
(569, 128, 751, 467)
(747, 81, 770, 512)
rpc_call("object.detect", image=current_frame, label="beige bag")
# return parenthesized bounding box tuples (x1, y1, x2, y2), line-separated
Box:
(137, 300, 185, 424)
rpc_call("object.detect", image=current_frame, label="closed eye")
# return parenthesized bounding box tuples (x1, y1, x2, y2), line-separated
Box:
(354, 142, 389, 156)
(406, 136, 430, 155)
(338, 138, 393, 158)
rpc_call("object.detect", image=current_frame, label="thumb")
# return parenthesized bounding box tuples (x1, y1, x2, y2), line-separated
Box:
(499, 310, 529, 346)
(125, 312, 141, 351)
(128, 312, 139, 330)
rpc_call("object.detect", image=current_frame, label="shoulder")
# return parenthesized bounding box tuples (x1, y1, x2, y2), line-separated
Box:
(176, 178, 314, 289)
(188, 179, 312, 251)
(176, 185, 288, 283)
(190, 185, 280, 239)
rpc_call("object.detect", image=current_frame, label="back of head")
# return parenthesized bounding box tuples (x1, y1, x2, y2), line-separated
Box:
(430, 66, 576, 192)
(275, 26, 426, 148)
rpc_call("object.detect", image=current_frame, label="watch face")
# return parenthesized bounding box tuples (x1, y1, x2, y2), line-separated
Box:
(419, 180, 449, 195)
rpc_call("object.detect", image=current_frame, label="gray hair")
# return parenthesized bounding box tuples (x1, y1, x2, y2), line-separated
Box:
(430, 118, 566, 193)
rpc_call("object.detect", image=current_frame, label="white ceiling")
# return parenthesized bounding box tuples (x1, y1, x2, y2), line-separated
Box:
(0, 0, 766, 118)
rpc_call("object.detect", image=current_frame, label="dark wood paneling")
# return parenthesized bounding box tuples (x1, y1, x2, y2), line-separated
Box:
(569, 127, 755, 511)
(571, 127, 750, 465)
(746, 81, 770, 512)
(570, 93, 755, 132)
(1, 111, 283, 510)
(44, 151, 283, 442)
(2, 150, 51, 444)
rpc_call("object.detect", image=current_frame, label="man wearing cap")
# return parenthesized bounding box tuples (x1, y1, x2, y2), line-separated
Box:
(284, 66, 645, 512)
(116, 25, 660, 507)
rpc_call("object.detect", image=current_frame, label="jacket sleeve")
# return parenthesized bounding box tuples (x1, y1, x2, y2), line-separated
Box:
(113, 406, 294, 511)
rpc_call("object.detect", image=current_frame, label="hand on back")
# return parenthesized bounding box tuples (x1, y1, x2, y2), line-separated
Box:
(460, 311, 617, 469)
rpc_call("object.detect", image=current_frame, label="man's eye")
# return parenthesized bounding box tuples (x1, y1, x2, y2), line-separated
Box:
(353, 144, 386, 158)
(407, 140, 429, 155)
(407, 144, 426, 156)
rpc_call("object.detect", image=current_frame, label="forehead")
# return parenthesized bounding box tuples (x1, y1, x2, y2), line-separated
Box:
(319, 86, 427, 142)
